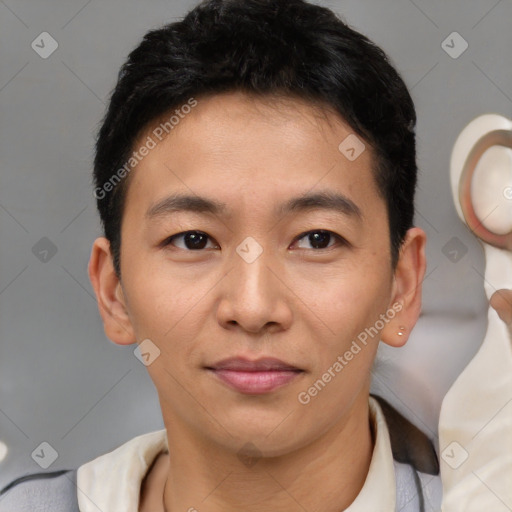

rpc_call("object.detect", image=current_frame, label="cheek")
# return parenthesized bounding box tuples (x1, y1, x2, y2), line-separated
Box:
(299, 260, 392, 355)
(293, 272, 388, 419)
(122, 253, 189, 339)
(124, 258, 217, 371)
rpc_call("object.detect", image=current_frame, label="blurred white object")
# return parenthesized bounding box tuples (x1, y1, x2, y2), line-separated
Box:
(440, 113, 512, 511)
(0, 441, 7, 463)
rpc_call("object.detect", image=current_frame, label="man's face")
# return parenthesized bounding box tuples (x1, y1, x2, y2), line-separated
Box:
(115, 91, 397, 455)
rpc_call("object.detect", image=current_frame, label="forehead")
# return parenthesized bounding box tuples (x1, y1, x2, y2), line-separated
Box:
(123, 91, 381, 219)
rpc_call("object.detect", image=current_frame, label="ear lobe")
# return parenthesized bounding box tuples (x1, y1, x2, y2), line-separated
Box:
(380, 227, 427, 348)
(88, 237, 137, 345)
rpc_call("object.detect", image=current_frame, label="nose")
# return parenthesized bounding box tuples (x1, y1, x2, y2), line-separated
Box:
(216, 244, 293, 335)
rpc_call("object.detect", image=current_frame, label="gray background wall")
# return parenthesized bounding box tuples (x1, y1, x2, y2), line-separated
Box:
(1, 0, 510, 489)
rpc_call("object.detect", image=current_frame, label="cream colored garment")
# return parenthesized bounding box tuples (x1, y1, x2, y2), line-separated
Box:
(439, 113, 512, 511)
(76, 397, 396, 512)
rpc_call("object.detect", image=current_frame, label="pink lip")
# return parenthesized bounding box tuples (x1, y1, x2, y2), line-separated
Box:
(209, 357, 301, 372)
(206, 357, 303, 394)
(208, 369, 302, 394)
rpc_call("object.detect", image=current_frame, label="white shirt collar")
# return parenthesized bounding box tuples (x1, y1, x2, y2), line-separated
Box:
(77, 396, 395, 511)
(345, 396, 396, 510)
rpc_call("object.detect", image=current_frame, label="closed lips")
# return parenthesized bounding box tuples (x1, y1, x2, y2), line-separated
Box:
(206, 357, 303, 372)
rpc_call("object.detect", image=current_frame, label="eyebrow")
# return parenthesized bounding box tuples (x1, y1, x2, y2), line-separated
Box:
(145, 190, 362, 222)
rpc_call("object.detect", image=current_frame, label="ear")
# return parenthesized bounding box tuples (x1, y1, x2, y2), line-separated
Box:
(88, 237, 136, 345)
(381, 227, 427, 348)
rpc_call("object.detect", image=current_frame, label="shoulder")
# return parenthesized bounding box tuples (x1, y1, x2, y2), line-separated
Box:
(0, 469, 79, 512)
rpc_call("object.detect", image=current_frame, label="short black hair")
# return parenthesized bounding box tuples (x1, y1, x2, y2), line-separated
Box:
(93, 0, 417, 277)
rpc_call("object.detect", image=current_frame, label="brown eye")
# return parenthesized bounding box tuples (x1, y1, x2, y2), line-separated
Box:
(164, 231, 217, 250)
(293, 230, 344, 250)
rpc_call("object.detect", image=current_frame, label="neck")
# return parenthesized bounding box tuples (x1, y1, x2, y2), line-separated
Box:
(161, 395, 373, 512)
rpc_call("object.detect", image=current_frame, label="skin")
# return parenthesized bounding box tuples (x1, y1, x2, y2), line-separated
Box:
(88, 91, 428, 511)
(490, 289, 512, 325)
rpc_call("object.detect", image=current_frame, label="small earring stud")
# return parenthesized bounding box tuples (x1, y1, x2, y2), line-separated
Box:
(397, 326, 406, 336)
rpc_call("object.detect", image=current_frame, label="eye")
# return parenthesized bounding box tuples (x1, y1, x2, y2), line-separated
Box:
(292, 230, 345, 250)
(163, 231, 218, 251)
